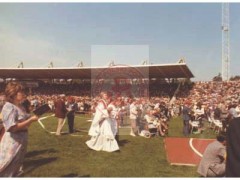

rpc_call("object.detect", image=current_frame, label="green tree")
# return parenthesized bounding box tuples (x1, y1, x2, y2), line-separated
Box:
(230, 75, 240, 81)
(212, 73, 222, 81)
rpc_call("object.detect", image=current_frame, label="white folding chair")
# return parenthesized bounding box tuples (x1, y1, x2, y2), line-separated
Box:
(189, 120, 199, 134)
(213, 119, 223, 134)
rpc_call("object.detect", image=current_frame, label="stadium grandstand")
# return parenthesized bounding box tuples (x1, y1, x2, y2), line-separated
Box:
(0, 63, 193, 79)
(0, 61, 194, 98)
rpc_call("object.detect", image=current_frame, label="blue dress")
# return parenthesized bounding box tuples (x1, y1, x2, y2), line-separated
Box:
(0, 102, 30, 177)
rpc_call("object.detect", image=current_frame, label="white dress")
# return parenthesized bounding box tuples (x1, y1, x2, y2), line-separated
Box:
(86, 100, 119, 152)
(107, 103, 119, 136)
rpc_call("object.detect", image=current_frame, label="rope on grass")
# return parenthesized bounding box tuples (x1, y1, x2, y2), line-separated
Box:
(37, 114, 56, 134)
(37, 114, 86, 136)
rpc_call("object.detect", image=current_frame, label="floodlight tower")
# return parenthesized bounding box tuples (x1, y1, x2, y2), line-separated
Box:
(77, 61, 84, 67)
(222, 3, 230, 81)
(48, 61, 53, 68)
(17, 61, 24, 68)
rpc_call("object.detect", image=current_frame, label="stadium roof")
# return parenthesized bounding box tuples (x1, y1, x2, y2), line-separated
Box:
(0, 63, 194, 79)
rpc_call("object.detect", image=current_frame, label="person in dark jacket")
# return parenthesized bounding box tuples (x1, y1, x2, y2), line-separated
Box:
(66, 96, 78, 134)
(182, 101, 191, 136)
(226, 117, 240, 177)
(54, 94, 67, 136)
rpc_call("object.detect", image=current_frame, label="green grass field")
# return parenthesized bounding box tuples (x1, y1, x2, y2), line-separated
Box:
(23, 114, 217, 177)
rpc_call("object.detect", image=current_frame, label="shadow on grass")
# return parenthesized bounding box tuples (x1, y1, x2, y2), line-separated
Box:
(25, 148, 58, 158)
(75, 128, 89, 133)
(23, 157, 57, 175)
(61, 173, 90, 177)
(118, 139, 130, 147)
(22, 148, 58, 176)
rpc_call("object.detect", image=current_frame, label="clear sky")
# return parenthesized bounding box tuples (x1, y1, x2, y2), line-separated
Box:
(0, 3, 240, 81)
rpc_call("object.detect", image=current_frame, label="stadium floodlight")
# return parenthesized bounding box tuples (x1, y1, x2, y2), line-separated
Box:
(78, 61, 84, 67)
(48, 61, 54, 68)
(141, 60, 148, 65)
(177, 58, 185, 64)
(108, 60, 115, 66)
(17, 61, 24, 68)
(222, 3, 230, 81)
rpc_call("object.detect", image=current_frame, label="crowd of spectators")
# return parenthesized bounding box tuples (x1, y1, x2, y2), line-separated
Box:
(1, 80, 239, 134)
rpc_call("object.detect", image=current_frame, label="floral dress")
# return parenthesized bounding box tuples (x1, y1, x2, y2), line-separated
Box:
(0, 102, 30, 177)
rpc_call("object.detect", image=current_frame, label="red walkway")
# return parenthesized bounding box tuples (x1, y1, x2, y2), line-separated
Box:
(164, 137, 214, 166)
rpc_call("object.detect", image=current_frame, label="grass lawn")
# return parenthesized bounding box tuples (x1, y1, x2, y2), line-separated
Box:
(23, 114, 217, 177)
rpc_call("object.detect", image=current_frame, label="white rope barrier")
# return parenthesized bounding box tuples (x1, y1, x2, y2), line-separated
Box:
(37, 114, 56, 134)
(37, 114, 87, 136)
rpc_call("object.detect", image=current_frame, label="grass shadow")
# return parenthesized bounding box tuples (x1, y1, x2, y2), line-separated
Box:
(61, 173, 90, 177)
(75, 128, 89, 133)
(118, 139, 130, 147)
(25, 148, 58, 158)
(60, 132, 70, 135)
(23, 157, 57, 176)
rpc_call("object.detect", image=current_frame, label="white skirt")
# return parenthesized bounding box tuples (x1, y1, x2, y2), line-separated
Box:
(86, 118, 119, 152)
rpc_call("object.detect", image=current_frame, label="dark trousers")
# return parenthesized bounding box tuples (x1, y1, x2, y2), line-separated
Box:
(67, 115, 75, 133)
(115, 133, 120, 142)
(183, 120, 190, 136)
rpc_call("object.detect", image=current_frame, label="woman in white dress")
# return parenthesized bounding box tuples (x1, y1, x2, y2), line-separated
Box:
(86, 92, 119, 152)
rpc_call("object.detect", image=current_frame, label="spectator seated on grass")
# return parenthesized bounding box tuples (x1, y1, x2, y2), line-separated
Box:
(197, 134, 226, 177)
(143, 109, 166, 137)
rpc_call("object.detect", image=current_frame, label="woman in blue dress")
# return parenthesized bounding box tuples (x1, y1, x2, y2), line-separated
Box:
(0, 82, 39, 177)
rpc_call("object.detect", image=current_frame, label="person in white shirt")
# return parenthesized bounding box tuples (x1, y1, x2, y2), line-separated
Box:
(194, 103, 205, 128)
(129, 99, 139, 136)
(144, 110, 166, 136)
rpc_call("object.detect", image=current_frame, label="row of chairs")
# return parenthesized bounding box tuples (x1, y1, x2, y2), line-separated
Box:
(189, 115, 223, 134)
(208, 115, 223, 134)
(189, 120, 200, 134)
(189, 115, 205, 134)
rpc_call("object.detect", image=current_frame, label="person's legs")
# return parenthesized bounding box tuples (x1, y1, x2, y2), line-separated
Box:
(130, 119, 136, 136)
(120, 116, 124, 127)
(206, 163, 226, 177)
(115, 130, 120, 142)
(135, 117, 140, 135)
(71, 117, 75, 133)
(208, 163, 225, 177)
(56, 118, 64, 135)
(158, 124, 165, 136)
(183, 120, 190, 136)
(67, 116, 74, 133)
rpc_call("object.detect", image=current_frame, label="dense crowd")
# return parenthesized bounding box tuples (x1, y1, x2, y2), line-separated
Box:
(1, 80, 240, 134)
